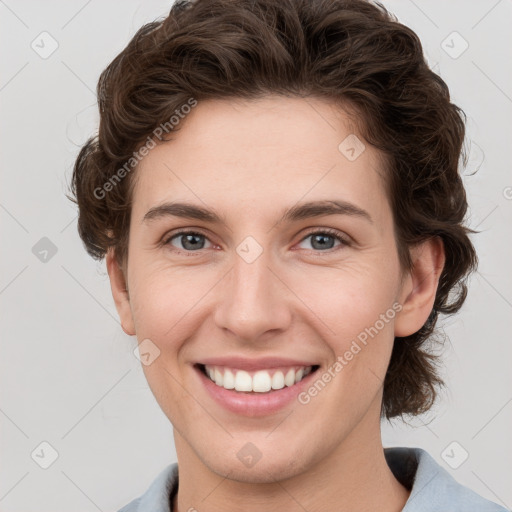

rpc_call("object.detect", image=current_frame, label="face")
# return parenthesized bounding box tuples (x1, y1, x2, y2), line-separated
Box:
(108, 95, 442, 483)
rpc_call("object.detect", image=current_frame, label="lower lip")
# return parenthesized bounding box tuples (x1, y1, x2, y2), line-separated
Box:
(195, 365, 318, 417)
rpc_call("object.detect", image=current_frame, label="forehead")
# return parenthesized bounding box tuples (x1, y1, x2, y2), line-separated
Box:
(132, 96, 389, 223)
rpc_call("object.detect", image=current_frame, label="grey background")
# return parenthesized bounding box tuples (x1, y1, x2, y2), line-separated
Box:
(1, 0, 511, 510)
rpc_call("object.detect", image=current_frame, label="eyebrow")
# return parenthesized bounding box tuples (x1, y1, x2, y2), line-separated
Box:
(142, 199, 373, 226)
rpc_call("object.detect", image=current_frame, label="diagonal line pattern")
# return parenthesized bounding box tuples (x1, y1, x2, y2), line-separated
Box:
(264, 470, 311, 512)
(0, 472, 30, 502)
(61, 61, 96, 96)
(0, 203, 29, 233)
(61, 369, 132, 439)
(407, 0, 439, 29)
(265, 410, 294, 438)
(200, 471, 232, 503)
(414, 416, 439, 439)
(472, 61, 512, 105)
(0, 408, 29, 439)
(163, 163, 233, 234)
(403, 473, 438, 508)
(61, 265, 121, 324)
(61, 0, 93, 29)
(266, 164, 336, 234)
(0, 0, 28, 28)
(0, 265, 29, 296)
(304, 98, 337, 131)
(60, 214, 77, 233)
(471, 0, 504, 30)
(61, 471, 104, 511)
(471, 396, 512, 439)
(0, 62, 29, 92)
(164, 267, 234, 337)
(162, 365, 234, 438)
(477, 271, 512, 309)
(367, 367, 383, 383)
(266, 265, 336, 335)
(471, 470, 510, 509)
(474, 205, 498, 229)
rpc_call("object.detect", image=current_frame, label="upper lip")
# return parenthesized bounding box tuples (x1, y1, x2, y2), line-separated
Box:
(196, 356, 319, 372)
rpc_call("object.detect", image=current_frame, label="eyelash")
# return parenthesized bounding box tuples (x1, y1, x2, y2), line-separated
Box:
(162, 228, 351, 256)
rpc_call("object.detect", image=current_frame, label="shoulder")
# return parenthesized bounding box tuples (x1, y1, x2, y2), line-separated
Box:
(116, 451, 509, 512)
(385, 446, 509, 512)
(117, 463, 179, 512)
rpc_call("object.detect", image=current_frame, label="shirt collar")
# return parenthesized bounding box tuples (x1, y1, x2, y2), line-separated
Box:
(123, 447, 507, 512)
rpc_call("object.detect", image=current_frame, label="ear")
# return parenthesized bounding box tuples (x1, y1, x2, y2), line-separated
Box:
(106, 248, 135, 336)
(394, 236, 445, 337)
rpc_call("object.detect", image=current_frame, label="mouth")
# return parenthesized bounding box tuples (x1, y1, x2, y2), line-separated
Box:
(195, 363, 321, 394)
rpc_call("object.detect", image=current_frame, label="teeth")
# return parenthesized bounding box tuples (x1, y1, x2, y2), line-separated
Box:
(214, 368, 223, 386)
(223, 369, 235, 389)
(271, 371, 285, 390)
(234, 370, 252, 392)
(203, 365, 313, 393)
(284, 368, 295, 387)
(253, 371, 272, 392)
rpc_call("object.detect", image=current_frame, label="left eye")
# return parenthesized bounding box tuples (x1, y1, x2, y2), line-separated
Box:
(298, 230, 347, 251)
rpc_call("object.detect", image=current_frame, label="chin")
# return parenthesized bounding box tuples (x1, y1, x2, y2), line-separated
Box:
(207, 457, 306, 484)
(197, 441, 316, 485)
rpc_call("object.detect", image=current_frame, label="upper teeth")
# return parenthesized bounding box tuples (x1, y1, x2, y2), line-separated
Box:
(204, 365, 312, 393)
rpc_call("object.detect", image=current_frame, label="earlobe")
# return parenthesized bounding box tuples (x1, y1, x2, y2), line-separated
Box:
(394, 237, 445, 338)
(106, 248, 136, 336)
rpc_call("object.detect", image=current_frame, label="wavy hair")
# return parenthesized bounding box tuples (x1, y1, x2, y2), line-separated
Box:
(68, 0, 478, 419)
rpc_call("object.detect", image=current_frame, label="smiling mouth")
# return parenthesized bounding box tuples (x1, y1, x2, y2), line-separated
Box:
(196, 364, 320, 393)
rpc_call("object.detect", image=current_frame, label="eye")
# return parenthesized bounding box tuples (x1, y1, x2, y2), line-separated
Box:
(164, 230, 213, 252)
(297, 228, 350, 252)
(162, 228, 351, 254)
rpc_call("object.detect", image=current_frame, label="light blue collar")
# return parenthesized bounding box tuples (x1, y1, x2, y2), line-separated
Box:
(119, 446, 508, 511)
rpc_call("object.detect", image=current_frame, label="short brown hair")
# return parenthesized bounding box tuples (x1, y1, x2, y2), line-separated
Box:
(68, 0, 478, 419)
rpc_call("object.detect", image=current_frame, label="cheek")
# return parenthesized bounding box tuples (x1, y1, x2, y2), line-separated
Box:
(331, 291, 397, 351)
(303, 264, 400, 397)
(128, 262, 206, 338)
(304, 263, 399, 338)
(129, 253, 400, 347)
(306, 280, 398, 423)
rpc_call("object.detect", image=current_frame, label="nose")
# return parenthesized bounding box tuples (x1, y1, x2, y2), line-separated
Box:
(214, 245, 292, 343)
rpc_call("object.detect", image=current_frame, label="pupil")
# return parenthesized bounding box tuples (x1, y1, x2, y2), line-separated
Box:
(183, 234, 203, 250)
(313, 234, 333, 250)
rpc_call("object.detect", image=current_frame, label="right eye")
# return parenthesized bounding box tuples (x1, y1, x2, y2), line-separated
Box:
(164, 230, 214, 253)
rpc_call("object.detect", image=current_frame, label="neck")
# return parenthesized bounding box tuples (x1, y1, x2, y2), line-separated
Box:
(172, 405, 410, 512)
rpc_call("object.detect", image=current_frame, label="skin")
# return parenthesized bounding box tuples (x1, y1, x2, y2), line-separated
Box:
(107, 95, 445, 512)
